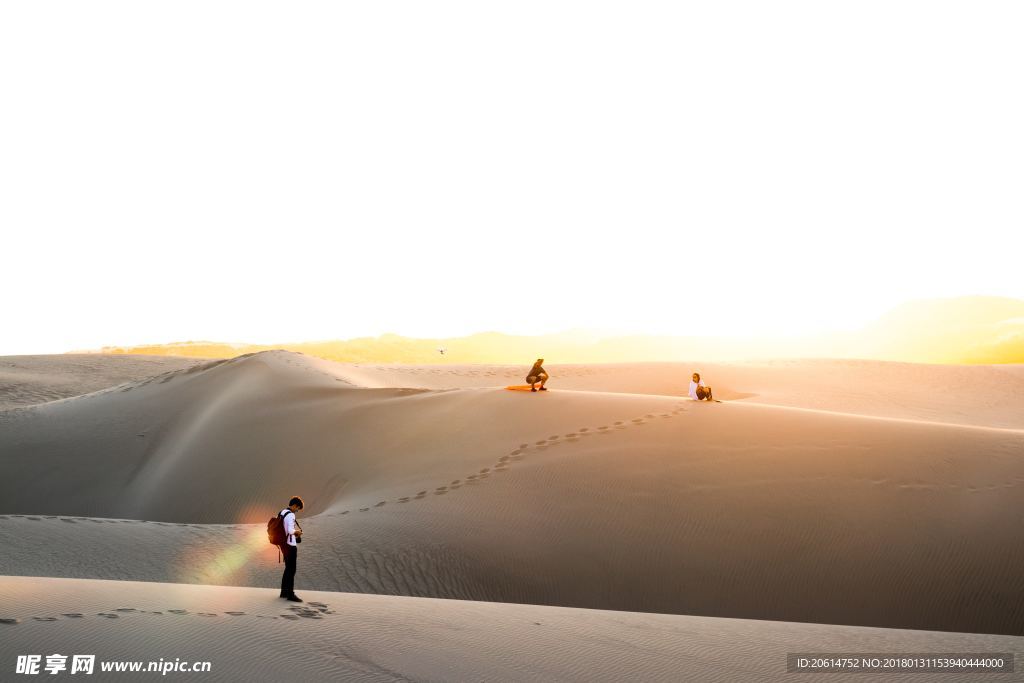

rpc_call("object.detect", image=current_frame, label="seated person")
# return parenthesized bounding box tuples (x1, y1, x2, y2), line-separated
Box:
(526, 358, 549, 392)
(688, 372, 713, 401)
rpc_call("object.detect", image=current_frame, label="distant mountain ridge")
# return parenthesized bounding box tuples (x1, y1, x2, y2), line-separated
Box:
(87, 296, 1024, 364)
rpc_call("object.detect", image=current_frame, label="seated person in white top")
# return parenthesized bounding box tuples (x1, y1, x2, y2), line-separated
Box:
(688, 372, 713, 401)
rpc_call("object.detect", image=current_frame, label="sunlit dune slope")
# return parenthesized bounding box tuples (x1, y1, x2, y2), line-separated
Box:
(3, 577, 1020, 683)
(331, 358, 1024, 430)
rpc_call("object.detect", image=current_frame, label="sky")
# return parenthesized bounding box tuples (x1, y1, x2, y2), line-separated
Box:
(2, 2, 1022, 355)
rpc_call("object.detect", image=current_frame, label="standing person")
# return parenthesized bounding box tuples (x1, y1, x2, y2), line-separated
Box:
(526, 358, 549, 392)
(688, 372, 713, 401)
(278, 496, 304, 602)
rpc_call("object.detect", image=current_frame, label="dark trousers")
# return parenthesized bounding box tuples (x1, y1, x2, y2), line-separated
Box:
(279, 544, 297, 596)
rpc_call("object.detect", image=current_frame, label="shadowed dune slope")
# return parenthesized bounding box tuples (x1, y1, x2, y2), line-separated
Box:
(0, 351, 676, 522)
(1, 351, 1022, 635)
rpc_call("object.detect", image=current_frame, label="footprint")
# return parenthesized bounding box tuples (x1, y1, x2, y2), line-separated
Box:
(168, 610, 188, 615)
(1, 618, 21, 625)
(96, 613, 119, 619)
(114, 608, 137, 613)
(450, 480, 461, 485)
(27, 517, 41, 521)
(548, 435, 560, 440)
(32, 616, 58, 621)
(579, 428, 589, 432)
(479, 468, 490, 474)
(59, 518, 76, 523)
(614, 421, 623, 425)
(358, 508, 369, 512)
(466, 474, 478, 480)
(434, 490, 447, 495)
(498, 456, 510, 462)
(340, 511, 349, 515)
(417, 491, 428, 496)
(519, 443, 529, 449)
(374, 501, 386, 507)
(398, 497, 410, 503)
(61, 613, 84, 618)
(535, 440, 547, 446)
(197, 613, 218, 617)
(435, 486, 447, 492)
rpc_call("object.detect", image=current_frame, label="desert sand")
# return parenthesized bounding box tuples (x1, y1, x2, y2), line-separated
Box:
(1, 351, 1022, 679)
(1, 576, 1019, 682)
(0, 354, 206, 410)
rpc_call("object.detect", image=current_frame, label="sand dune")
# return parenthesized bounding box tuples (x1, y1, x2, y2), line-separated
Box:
(1, 576, 1019, 683)
(6, 352, 1022, 429)
(331, 359, 1024, 430)
(1, 351, 1022, 638)
(0, 354, 206, 410)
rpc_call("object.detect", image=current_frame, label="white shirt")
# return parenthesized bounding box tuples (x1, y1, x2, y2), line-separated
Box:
(688, 379, 705, 400)
(280, 508, 298, 546)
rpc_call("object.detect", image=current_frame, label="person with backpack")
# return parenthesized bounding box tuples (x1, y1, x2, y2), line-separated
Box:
(268, 496, 304, 602)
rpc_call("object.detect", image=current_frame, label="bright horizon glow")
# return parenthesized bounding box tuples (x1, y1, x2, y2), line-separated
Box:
(2, 2, 1022, 356)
